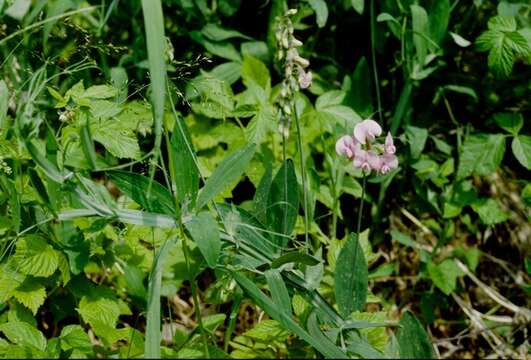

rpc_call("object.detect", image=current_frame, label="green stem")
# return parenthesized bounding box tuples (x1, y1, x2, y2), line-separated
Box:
(182, 235, 210, 358)
(224, 292, 242, 353)
(370, 0, 383, 123)
(356, 175, 367, 237)
(293, 107, 310, 249)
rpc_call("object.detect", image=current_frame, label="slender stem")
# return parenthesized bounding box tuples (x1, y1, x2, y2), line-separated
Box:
(182, 235, 210, 357)
(224, 292, 242, 353)
(281, 130, 288, 238)
(356, 175, 367, 236)
(370, 0, 383, 123)
(293, 106, 310, 248)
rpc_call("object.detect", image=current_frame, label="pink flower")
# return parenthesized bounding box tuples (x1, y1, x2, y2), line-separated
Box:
(335, 135, 356, 158)
(353, 119, 382, 145)
(298, 70, 312, 89)
(384, 132, 396, 154)
(379, 153, 398, 174)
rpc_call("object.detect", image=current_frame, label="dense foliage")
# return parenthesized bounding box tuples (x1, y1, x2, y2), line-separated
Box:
(0, 0, 530, 358)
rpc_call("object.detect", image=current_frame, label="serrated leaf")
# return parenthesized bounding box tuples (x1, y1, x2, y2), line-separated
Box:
(13, 236, 59, 278)
(397, 311, 433, 358)
(91, 119, 141, 159)
(511, 136, 531, 169)
(457, 133, 505, 179)
(60, 325, 92, 352)
(488, 16, 517, 32)
(12, 279, 46, 315)
(0, 321, 47, 351)
(185, 212, 221, 268)
(335, 233, 368, 316)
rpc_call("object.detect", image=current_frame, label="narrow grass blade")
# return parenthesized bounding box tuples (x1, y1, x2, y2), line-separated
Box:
(265, 269, 291, 315)
(196, 143, 256, 209)
(140, 0, 166, 153)
(170, 120, 199, 207)
(145, 240, 173, 358)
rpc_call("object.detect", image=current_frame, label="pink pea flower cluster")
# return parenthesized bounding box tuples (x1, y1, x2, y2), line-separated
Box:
(335, 119, 398, 175)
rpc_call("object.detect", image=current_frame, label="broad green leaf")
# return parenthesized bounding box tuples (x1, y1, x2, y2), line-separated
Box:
(197, 143, 256, 209)
(91, 119, 141, 159)
(344, 57, 372, 117)
(411, 4, 429, 65)
(171, 119, 199, 207)
(241, 55, 270, 90)
(335, 233, 368, 317)
(267, 160, 299, 247)
(0, 321, 47, 351)
(494, 112, 523, 135)
(405, 125, 428, 159)
(145, 240, 172, 358)
(13, 236, 59, 278)
(241, 41, 270, 64)
(457, 133, 505, 179)
(307, 0, 328, 28)
(471, 198, 508, 225)
(427, 259, 462, 295)
(185, 212, 221, 268)
(427, 0, 450, 44)
(313, 90, 361, 132)
(488, 15, 517, 32)
(82, 85, 117, 99)
(397, 311, 433, 358)
(60, 325, 92, 352)
(265, 269, 291, 315)
(12, 279, 46, 315)
(511, 136, 531, 169)
(351, 0, 364, 14)
(253, 163, 272, 223)
(210, 62, 242, 85)
(77, 294, 122, 329)
(108, 170, 175, 215)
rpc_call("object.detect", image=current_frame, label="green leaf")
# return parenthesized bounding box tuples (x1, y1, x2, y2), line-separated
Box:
(141, 0, 166, 153)
(397, 311, 433, 358)
(307, 312, 348, 359)
(265, 269, 291, 315)
(313, 90, 361, 132)
(0, 321, 47, 351)
(91, 119, 141, 159)
(344, 57, 372, 117)
(12, 279, 46, 315)
(197, 143, 256, 209)
(488, 15, 517, 32)
(82, 85, 118, 99)
(457, 133, 505, 179)
(202, 23, 250, 41)
(511, 136, 531, 169)
(253, 164, 273, 224)
(171, 119, 199, 207)
(13, 236, 59, 278)
(229, 270, 346, 358)
(405, 125, 428, 159)
(471, 198, 508, 225)
(267, 160, 299, 247)
(427, 0, 450, 44)
(0, 80, 8, 128)
(59, 325, 92, 352)
(108, 171, 175, 215)
(185, 212, 221, 268)
(335, 233, 368, 317)
(494, 112, 523, 135)
(241, 55, 270, 90)
(427, 259, 462, 295)
(307, 0, 328, 28)
(271, 252, 320, 269)
(411, 4, 429, 65)
(145, 240, 172, 358)
(351, 0, 364, 14)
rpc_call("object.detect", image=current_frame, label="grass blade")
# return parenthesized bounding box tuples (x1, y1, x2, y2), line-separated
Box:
(145, 240, 173, 358)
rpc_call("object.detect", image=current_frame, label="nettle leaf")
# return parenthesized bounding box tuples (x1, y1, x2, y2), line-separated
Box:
(91, 118, 141, 159)
(335, 233, 368, 317)
(13, 236, 59, 278)
(12, 278, 46, 315)
(511, 135, 531, 169)
(60, 325, 92, 353)
(476, 16, 531, 78)
(397, 311, 433, 358)
(0, 321, 47, 351)
(456, 133, 505, 180)
(427, 258, 462, 295)
(494, 112, 523, 135)
(471, 198, 508, 225)
(185, 212, 221, 268)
